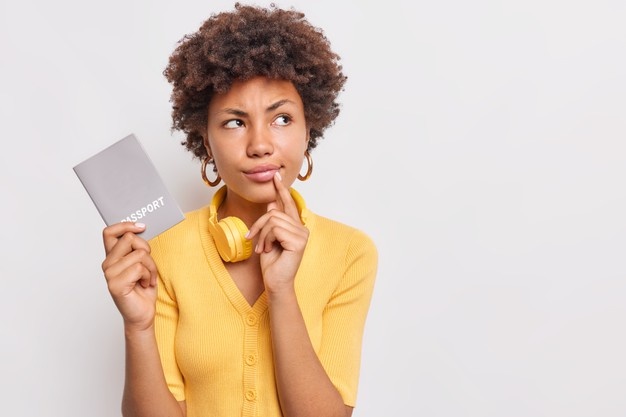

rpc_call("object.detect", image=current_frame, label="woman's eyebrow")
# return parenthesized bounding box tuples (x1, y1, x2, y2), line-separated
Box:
(266, 99, 295, 112)
(216, 99, 296, 117)
(220, 108, 247, 117)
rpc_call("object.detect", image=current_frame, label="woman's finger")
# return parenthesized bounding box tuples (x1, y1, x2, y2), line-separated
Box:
(273, 172, 300, 221)
(255, 213, 307, 254)
(103, 247, 157, 286)
(102, 222, 147, 253)
(106, 260, 154, 296)
(102, 230, 151, 270)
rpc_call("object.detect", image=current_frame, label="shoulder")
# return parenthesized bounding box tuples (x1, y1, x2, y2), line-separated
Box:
(148, 205, 210, 258)
(305, 209, 378, 261)
(301, 210, 378, 302)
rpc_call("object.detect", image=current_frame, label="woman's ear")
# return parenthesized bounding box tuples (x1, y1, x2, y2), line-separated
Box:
(202, 133, 212, 158)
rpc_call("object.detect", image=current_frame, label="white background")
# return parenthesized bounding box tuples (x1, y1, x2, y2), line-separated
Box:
(2, 0, 625, 416)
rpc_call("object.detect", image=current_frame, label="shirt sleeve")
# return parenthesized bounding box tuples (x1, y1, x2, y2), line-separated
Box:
(317, 229, 378, 407)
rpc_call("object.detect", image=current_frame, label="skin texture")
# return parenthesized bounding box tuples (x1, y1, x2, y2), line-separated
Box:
(102, 77, 352, 417)
(204, 76, 309, 221)
(163, 3, 346, 161)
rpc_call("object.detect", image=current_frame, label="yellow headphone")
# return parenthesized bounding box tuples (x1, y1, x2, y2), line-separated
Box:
(208, 185, 307, 262)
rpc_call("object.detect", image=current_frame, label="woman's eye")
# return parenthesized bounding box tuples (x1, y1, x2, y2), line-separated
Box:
(224, 119, 244, 129)
(274, 115, 291, 126)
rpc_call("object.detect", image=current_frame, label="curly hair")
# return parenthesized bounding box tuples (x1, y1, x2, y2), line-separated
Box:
(163, 2, 347, 160)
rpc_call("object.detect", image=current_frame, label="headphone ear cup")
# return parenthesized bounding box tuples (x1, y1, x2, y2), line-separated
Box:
(213, 216, 253, 262)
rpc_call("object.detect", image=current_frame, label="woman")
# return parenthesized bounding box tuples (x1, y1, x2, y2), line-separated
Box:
(101, 4, 377, 417)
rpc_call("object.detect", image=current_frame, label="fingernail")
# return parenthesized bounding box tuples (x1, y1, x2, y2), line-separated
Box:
(275, 171, 282, 180)
(135, 223, 146, 229)
(245, 230, 250, 239)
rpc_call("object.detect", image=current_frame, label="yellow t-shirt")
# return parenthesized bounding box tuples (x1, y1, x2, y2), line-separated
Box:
(149, 203, 377, 417)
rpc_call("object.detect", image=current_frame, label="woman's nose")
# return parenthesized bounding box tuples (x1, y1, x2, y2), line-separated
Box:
(246, 126, 274, 157)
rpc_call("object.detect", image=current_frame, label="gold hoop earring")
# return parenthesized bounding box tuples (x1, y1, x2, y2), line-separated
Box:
(298, 151, 313, 181)
(201, 156, 222, 187)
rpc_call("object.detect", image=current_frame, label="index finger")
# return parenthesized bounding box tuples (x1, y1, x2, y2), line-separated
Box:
(273, 172, 300, 221)
(102, 222, 147, 253)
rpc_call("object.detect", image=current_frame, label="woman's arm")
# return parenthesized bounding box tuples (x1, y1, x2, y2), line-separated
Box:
(102, 222, 185, 417)
(267, 289, 353, 417)
(122, 326, 186, 417)
(249, 174, 354, 417)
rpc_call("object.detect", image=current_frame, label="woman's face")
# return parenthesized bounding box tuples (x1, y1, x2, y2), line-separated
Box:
(205, 76, 309, 205)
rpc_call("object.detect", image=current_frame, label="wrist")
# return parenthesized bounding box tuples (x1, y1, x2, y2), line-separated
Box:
(123, 321, 155, 339)
(266, 283, 297, 304)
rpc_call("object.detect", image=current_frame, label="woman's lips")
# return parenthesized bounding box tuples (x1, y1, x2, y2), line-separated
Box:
(245, 165, 280, 182)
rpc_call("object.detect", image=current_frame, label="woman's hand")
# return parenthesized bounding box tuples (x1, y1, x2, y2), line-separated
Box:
(247, 173, 309, 294)
(101, 222, 158, 331)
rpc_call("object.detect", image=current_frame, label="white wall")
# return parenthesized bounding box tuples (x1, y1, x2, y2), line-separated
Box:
(2, 0, 625, 416)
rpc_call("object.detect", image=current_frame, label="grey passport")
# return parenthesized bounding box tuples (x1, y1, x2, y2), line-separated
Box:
(73, 133, 185, 240)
